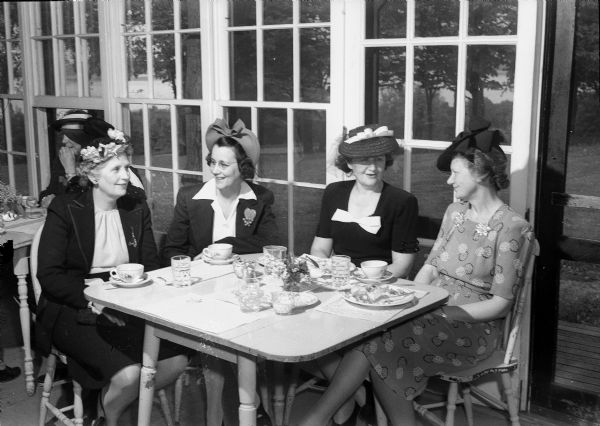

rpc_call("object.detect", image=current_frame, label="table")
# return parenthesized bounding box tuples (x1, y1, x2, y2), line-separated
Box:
(0, 215, 45, 395)
(84, 260, 449, 426)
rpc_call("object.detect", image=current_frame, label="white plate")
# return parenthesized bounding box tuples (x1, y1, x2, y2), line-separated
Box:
(343, 284, 415, 307)
(353, 269, 394, 284)
(292, 292, 319, 308)
(202, 254, 235, 265)
(108, 273, 152, 288)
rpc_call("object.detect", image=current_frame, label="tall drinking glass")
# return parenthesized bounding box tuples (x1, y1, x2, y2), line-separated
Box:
(263, 245, 287, 276)
(331, 255, 351, 288)
(171, 255, 191, 287)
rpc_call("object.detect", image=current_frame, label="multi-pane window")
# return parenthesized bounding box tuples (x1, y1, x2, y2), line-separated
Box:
(364, 0, 518, 238)
(0, 2, 27, 194)
(120, 0, 204, 234)
(31, 1, 101, 97)
(219, 0, 331, 253)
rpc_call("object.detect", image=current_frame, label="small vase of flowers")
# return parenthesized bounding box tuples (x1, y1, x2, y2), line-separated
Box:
(0, 180, 22, 220)
(281, 255, 311, 292)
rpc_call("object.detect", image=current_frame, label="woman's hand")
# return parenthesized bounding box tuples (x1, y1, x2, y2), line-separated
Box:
(442, 296, 512, 323)
(414, 264, 438, 285)
(101, 310, 126, 327)
(310, 237, 333, 258)
(388, 251, 415, 278)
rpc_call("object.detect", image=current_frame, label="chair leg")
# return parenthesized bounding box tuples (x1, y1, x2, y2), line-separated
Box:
(72, 380, 84, 426)
(283, 365, 300, 426)
(445, 382, 459, 426)
(174, 372, 184, 424)
(462, 385, 474, 426)
(157, 389, 174, 426)
(39, 353, 57, 426)
(501, 372, 521, 426)
(374, 395, 388, 426)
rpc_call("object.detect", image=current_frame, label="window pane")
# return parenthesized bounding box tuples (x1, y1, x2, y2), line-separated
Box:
(0, 107, 5, 149)
(365, 47, 406, 137)
(153, 34, 175, 99)
(264, 30, 292, 102)
(125, 0, 146, 31)
(85, 38, 102, 97)
(0, 6, 4, 37)
(415, 0, 459, 37)
(181, 0, 200, 29)
(149, 105, 172, 168)
(413, 46, 457, 141)
(152, 0, 173, 31)
(382, 149, 405, 190)
(301, 0, 330, 23)
(176, 105, 202, 172)
(83, 0, 99, 33)
(294, 110, 326, 184)
(126, 35, 148, 98)
(225, 107, 251, 130)
(123, 104, 145, 163)
(8, 4, 18, 38)
(149, 170, 173, 233)
(182, 33, 202, 99)
(61, 38, 78, 96)
(40, 2, 52, 36)
(366, 0, 407, 39)
(411, 149, 452, 222)
(293, 186, 322, 255)
(60, 1, 75, 35)
(258, 108, 287, 180)
(40, 40, 55, 95)
(0, 154, 8, 182)
(465, 45, 515, 144)
(300, 28, 330, 102)
(10, 42, 22, 95)
(10, 100, 25, 153)
(230, 31, 256, 101)
(264, 0, 292, 25)
(229, 0, 256, 27)
(14, 155, 29, 195)
(469, 0, 518, 36)
(262, 181, 288, 246)
(179, 173, 202, 187)
(0, 46, 7, 93)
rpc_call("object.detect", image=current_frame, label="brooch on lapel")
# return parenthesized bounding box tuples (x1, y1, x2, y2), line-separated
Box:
(474, 223, 491, 237)
(242, 208, 257, 227)
(127, 226, 138, 247)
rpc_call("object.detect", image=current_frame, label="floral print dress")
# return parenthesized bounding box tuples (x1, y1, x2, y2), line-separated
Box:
(359, 202, 535, 400)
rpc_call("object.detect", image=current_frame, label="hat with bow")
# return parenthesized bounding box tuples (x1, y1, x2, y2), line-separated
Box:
(338, 124, 401, 158)
(205, 118, 260, 166)
(50, 109, 118, 147)
(436, 117, 506, 172)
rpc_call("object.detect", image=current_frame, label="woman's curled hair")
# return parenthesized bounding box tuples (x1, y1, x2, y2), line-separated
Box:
(206, 136, 256, 180)
(459, 149, 509, 190)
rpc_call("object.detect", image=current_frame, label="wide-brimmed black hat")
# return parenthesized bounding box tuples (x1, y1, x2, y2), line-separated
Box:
(338, 124, 400, 158)
(50, 110, 94, 132)
(50, 110, 116, 148)
(436, 117, 506, 172)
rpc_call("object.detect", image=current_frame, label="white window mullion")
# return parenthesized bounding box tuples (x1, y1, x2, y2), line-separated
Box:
(173, 0, 182, 100)
(455, 0, 469, 135)
(287, 107, 295, 251)
(256, 1, 264, 102)
(73, 3, 85, 97)
(170, 104, 179, 200)
(145, 0, 154, 99)
(142, 103, 152, 192)
(51, 5, 62, 96)
(292, 1, 300, 103)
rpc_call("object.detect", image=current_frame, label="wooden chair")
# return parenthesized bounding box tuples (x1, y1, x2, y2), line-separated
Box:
(409, 239, 540, 426)
(30, 224, 175, 426)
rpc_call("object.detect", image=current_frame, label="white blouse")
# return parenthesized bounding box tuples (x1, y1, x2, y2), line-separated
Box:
(89, 208, 129, 274)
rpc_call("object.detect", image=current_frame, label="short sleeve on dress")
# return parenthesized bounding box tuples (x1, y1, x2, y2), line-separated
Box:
(489, 216, 535, 300)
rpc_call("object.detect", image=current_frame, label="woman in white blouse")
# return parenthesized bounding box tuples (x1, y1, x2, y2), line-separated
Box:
(37, 131, 188, 426)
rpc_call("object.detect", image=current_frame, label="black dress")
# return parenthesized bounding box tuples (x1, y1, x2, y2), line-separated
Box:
(315, 180, 419, 265)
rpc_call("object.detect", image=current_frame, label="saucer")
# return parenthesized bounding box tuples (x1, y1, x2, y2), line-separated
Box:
(201, 254, 235, 265)
(109, 273, 152, 288)
(354, 269, 394, 284)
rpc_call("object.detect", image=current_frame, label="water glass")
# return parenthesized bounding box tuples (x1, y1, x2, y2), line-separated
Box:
(239, 277, 263, 312)
(331, 255, 351, 287)
(263, 245, 287, 276)
(272, 291, 295, 315)
(171, 255, 191, 287)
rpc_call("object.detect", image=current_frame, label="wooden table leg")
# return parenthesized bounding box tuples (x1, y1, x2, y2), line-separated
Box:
(272, 362, 285, 426)
(138, 323, 160, 426)
(237, 354, 257, 426)
(14, 247, 34, 396)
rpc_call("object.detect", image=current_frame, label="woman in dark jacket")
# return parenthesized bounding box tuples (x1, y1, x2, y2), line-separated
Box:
(36, 130, 188, 426)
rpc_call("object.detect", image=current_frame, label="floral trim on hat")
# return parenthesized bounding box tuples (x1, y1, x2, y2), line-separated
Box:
(79, 127, 130, 170)
(344, 125, 394, 144)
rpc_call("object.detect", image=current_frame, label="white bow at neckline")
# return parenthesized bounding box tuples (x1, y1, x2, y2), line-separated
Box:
(331, 208, 381, 234)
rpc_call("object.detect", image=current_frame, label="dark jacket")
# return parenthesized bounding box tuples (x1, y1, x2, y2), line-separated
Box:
(35, 190, 159, 355)
(162, 181, 279, 263)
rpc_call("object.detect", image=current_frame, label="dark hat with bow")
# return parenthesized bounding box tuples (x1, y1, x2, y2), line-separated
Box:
(205, 118, 260, 166)
(436, 117, 506, 172)
(50, 110, 117, 148)
(338, 124, 400, 158)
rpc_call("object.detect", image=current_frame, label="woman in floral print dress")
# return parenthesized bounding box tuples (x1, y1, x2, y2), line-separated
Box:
(298, 118, 536, 426)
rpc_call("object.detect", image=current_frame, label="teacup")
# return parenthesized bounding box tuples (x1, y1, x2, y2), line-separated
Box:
(110, 263, 145, 283)
(202, 243, 233, 260)
(360, 260, 388, 279)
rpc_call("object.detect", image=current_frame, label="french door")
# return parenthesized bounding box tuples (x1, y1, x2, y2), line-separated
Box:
(531, 0, 600, 422)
